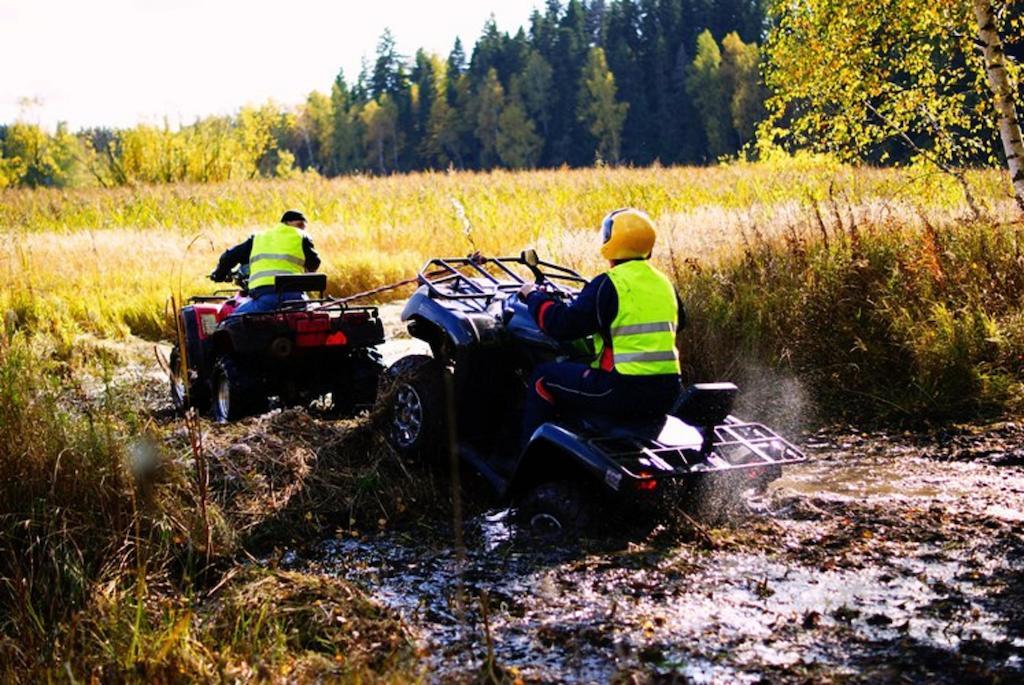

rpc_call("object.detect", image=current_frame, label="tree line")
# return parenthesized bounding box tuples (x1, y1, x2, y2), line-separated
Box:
(0, 0, 767, 188)
(1, 0, 1021, 206)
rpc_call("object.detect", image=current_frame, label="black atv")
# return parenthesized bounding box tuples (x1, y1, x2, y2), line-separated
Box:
(383, 251, 806, 534)
(170, 269, 385, 422)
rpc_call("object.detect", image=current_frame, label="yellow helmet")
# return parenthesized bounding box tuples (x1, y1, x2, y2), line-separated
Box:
(600, 208, 656, 261)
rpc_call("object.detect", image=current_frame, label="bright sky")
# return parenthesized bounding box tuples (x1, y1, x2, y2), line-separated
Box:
(0, 0, 540, 130)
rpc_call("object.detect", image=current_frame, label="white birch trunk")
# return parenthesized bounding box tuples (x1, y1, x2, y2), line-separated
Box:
(973, 0, 1024, 213)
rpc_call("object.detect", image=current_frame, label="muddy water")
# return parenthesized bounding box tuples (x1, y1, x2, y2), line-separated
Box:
(293, 425, 1024, 683)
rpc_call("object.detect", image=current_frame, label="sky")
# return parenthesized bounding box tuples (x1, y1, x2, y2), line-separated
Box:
(0, 0, 540, 130)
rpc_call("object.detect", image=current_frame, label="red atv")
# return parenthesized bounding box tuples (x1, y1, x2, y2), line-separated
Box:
(169, 268, 385, 422)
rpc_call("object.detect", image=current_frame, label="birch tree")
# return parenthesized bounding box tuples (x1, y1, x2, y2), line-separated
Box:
(578, 47, 629, 164)
(475, 68, 505, 169)
(763, 0, 1023, 212)
(973, 0, 1024, 212)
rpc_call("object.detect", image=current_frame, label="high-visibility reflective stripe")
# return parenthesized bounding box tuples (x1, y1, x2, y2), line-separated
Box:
(250, 252, 305, 267)
(610, 321, 676, 337)
(614, 350, 678, 364)
(249, 269, 297, 283)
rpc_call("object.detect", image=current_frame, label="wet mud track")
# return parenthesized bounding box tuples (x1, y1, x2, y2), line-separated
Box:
(294, 424, 1024, 683)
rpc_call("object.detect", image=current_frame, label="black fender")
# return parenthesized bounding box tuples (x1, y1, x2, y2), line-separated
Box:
(401, 287, 504, 351)
(507, 423, 621, 498)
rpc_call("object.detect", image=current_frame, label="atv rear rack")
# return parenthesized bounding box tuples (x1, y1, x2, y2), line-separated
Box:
(417, 256, 587, 312)
(590, 418, 805, 480)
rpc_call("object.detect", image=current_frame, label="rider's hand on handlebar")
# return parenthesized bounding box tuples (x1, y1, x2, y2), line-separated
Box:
(517, 283, 536, 301)
(209, 269, 226, 283)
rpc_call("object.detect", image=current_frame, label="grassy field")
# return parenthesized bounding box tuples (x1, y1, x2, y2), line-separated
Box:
(2, 159, 1023, 680)
(3, 157, 1021, 417)
(0, 160, 1009, 339)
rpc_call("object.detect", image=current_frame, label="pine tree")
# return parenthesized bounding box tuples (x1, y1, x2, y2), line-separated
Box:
(605, 0, 653, 163)
(548, 0, 591, 165)
(585, 0, 608, 45)
(520, 51, 554, 139)
(447, 37, 467, 80)
(421, 55, 463, 167)
(329, 71, 359, 174)
(372, 29, 408, 99)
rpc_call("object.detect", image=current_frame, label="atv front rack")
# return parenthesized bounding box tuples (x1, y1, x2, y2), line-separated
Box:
(417, 256, 587, 312)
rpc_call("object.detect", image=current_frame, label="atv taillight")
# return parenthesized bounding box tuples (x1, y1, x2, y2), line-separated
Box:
(325, 331, 348, 346)
(635, 471, 658, 491)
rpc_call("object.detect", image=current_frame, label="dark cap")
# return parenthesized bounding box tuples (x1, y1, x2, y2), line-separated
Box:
(281, 210, 307, 224)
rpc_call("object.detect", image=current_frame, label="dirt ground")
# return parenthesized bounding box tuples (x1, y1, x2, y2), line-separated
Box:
(292, 423, 1024, 684)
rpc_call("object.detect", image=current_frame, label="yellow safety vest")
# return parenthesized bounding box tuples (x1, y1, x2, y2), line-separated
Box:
(248, 224, 306, 290)
(592, 260, 681, 376)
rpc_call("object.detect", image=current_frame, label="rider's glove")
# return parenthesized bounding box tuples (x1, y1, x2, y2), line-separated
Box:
(209, 269, 225, 282)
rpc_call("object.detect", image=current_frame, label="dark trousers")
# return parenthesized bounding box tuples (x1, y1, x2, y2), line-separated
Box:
(522, 362, 682, 446)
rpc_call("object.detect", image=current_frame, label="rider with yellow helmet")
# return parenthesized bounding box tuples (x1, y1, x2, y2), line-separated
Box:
(518, 209, 684, 446)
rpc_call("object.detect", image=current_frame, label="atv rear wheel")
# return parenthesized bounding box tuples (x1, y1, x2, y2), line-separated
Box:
(384, 355, 445, 459)
(211, 355, 263, 422)
(516, 480, 592, 540)
(169, 345, 208, 414)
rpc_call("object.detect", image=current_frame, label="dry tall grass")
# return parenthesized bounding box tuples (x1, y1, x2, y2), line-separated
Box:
(1, 158, 1015, 341)
(2, 159, 1023, 680)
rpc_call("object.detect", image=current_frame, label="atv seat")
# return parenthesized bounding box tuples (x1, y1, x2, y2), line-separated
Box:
(579, 413, 703, 448)
(581, 413, 664, 441)
(673, 382, 738, 427)
(275, 273, 327, 298)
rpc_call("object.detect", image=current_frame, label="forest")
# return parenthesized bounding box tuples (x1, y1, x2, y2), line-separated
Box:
(3, 0, 1019, 190)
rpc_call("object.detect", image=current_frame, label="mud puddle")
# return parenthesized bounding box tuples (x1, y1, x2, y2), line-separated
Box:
(289, 425, 1024, 683)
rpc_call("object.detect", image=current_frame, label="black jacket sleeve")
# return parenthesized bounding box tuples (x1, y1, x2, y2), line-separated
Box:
(527, 271, 686, 341)
(212, 236, 253, 280)
(303, 235, 321, 272)
(525, 274, 618, 341)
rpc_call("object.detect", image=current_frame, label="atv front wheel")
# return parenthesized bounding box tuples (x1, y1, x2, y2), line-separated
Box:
(516, 480, 592, 539)
(211, 355, 263, 422)
(384, 355, 445, 459)
(169, 345, 208, 414)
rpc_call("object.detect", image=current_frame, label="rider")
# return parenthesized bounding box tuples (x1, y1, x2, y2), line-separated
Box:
(518, 208, 684, 446)
(210, 210, 321, 314)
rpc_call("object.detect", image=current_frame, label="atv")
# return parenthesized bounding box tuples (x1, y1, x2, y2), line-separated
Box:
(383, 251, 806, 534)
(169, 268, 385, 422)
